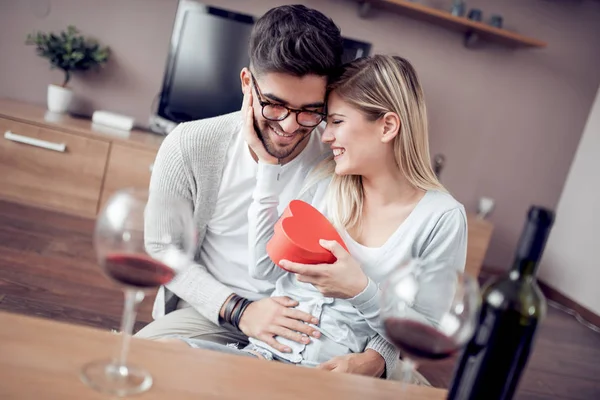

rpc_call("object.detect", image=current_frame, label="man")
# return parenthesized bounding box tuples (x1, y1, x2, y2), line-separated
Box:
(136, 4, 396, 378)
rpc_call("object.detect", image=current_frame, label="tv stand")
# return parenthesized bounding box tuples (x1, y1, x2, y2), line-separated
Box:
(0, 98, 164, 218)
(148, 113, 178, 136)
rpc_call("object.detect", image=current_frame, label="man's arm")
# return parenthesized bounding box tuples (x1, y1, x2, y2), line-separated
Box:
(317, 336, 397, 379)
(145, 125, 234, 324)
(365, 334, 399, 378)
(318, 349, 387, 378)
(147, 123, 320, 348)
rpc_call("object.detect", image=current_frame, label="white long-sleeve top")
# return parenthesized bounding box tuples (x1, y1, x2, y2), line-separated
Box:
(248, 162, 468, 372)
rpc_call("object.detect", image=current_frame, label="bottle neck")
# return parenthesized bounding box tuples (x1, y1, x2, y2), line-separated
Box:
(510, 259, 539, 281)
(510, 207, 554, 281)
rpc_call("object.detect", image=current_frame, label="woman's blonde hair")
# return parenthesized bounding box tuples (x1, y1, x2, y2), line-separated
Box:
(310, 54, 444, 232)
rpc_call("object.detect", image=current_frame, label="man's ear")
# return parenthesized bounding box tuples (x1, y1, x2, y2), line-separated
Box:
(240, 67, 251, 94)
(380, 112, 400, 144)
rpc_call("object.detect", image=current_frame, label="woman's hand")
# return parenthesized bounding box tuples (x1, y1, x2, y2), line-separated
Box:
(241, 88, 279, 165)
(279, 239, 369, 299)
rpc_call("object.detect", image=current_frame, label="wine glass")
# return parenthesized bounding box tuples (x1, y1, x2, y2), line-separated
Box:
(380, 258, 480, 387)
(80, 188, 196, 396)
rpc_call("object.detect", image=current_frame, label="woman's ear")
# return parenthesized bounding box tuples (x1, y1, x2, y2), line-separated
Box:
(240, 67, 251, 95)
(381, 112, 400, 143)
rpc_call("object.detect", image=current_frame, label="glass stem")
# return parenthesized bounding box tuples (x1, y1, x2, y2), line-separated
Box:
(115, 289, 145, 367)
(400, 357, 417, 390)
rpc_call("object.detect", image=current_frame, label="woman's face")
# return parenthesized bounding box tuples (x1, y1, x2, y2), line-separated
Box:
(322, 91, 391, 177)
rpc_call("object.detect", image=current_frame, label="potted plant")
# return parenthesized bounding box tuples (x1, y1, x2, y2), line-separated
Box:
(26, 25, 110, 114)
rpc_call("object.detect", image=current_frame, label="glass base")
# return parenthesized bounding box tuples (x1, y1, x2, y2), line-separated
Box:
(80, 359, 152, 397)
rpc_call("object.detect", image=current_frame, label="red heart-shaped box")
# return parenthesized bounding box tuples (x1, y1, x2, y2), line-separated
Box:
(266, 200, 348, 270)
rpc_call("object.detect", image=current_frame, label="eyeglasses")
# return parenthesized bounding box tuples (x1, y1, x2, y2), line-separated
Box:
(250, 73, 325, 128)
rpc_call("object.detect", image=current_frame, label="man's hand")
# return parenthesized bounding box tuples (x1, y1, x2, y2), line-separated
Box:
(317, 349, 386, 378)
(238, 297, 321, 353)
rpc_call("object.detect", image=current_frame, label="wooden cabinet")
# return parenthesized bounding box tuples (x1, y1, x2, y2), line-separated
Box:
(465, 214, 493, 277)
(99, 144, 157, 210)
(0, 117, 109, 217)
(0, 98, 163, 218)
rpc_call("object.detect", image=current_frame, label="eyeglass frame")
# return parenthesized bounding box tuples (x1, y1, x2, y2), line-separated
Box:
(250, 72, 326, 128)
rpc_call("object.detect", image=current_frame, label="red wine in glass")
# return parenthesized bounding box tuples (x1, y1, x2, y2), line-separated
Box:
(103, 253, 175, 290)
(384, 317, 459, 361)
(81, 188, 196, 397)
(380, 261, 480, 388)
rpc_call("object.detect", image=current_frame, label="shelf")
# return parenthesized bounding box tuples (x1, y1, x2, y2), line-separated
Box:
(358, 0, 547, 49)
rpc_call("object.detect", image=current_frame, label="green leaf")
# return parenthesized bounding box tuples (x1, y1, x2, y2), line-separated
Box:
(24, 25, 110, 82)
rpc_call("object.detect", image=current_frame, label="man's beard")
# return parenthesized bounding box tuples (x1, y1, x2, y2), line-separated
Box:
(254, 120, 312, 161)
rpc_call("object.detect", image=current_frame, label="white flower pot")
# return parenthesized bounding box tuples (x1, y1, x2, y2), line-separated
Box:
(47, 84, 73, 114)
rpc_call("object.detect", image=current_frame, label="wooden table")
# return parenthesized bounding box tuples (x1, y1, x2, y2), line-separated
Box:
(0, 312, 447, 399)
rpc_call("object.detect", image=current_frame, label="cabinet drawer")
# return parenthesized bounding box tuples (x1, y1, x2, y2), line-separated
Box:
(0, 118, 109, 217)
(99, 143, 157, 210)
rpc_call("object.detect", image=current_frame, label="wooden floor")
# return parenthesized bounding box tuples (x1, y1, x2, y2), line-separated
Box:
(1, 199, 599, 399)
(0, 200, 155, 333)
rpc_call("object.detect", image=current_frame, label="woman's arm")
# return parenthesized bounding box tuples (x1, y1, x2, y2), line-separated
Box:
(356, 207, 468, 333)
(248, 158, 330, 282)
(247, 162, 288, 282)
(350, 207, 467, 378)
(406, 207, 468, 327)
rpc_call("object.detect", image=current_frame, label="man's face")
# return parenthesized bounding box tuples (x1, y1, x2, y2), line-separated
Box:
(249, 72, 327, 161)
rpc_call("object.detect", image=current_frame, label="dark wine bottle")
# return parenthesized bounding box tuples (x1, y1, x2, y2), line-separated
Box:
(447, 206, 554, 400)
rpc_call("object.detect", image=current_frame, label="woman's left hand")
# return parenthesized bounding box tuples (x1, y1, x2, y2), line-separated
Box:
(279, 239, 369, 299)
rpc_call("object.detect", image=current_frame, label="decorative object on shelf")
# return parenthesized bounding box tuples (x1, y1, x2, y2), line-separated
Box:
(467, 8, 482, 22)
(450, 0, 466, 17)
(433, 153, 446, 179)
(464, 8, 483, 48)
(489, 14, 503, 29)
(25, 25, 110, 114)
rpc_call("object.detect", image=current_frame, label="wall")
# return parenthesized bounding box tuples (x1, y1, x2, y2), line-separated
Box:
(1, 0, 600, 269)
(539, 86, 600, 315)
(0, 0, 176, 124)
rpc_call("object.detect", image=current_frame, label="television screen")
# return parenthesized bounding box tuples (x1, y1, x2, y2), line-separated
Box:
(155, 2, 255, 126)
(152, 1, 371, 134)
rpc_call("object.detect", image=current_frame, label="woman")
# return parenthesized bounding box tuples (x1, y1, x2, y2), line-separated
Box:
(173, 55, 467, 380)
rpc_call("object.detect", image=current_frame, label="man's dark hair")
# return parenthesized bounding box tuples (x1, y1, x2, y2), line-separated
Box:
(249, 5, 343, 77)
